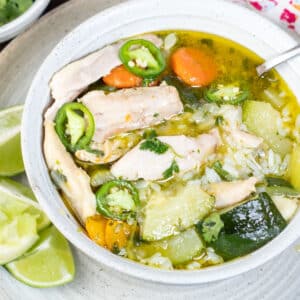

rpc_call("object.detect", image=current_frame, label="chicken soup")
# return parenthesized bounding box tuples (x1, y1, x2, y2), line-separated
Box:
(43, 31, 300, 270)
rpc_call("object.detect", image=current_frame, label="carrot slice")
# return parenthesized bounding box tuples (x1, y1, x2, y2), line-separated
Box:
(171, 47, 217, 87)
(85, 215, 107, 247)
(103, 65, 142, 88)
(105, 219, 132, 252)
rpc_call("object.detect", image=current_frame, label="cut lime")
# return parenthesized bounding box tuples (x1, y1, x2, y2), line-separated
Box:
(6, 226, 75, 288)
(0, 214, 39, 265)
(0, 178, 50, 231)
(0, 105, 24, 176)
(0, 178, 50, 264)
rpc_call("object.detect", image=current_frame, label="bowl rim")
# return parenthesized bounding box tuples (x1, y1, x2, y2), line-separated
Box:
(0, 0, 50, 41)
(22, 0, 300, 285)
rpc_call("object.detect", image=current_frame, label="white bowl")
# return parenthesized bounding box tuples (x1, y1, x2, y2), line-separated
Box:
(0, 0, 50, 43)
(22, 0, 300, 285)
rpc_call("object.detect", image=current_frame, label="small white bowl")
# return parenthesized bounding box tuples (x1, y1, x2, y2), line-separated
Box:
(0, 0, 50, 43)
(22, 0, 300, 285)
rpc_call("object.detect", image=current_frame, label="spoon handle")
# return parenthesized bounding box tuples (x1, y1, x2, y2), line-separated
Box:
(256, 45, 300, 76)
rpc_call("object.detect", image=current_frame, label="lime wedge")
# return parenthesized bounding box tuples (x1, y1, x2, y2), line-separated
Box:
(6, 226, 75, 288)
(0, 105, 24, 176)
(0, 178, 50, 264)
(0, 178, 50, 231)
(0, 214, 39, 265)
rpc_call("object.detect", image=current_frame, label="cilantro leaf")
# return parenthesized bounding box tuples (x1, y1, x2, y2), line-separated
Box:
(200, 213, 224, 243)
(212, 161, 234, 181)
(142, 129, 157, 140)
(163, 160, 179, 179)
(140, 137, 169, 154)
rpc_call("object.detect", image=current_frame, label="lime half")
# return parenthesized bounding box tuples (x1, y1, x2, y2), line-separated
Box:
(0, 105, 24, 176)
(6, 226, 75, 288)
(0, 178, 50, 264)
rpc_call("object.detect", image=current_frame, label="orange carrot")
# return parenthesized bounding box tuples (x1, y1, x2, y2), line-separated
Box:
(105, 219, 132, 251)
(85, 215, 107, 247)
(103, 65, 142, 88)
(171, 47, 217, 87)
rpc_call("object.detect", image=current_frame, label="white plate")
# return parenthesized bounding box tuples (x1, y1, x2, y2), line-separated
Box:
(1, 0, 300, 298)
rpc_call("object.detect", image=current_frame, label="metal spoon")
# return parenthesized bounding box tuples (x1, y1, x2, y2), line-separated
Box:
(256, 45, 300, 76)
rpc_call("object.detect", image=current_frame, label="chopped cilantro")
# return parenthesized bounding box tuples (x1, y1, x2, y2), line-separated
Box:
(200, 213, 224, 243)
(212, 161, 234, 181)
(142, 129, 157, 139)
(140, 137, 169, 154)
(153, 112, 159, 118)
(215, 115, 224, 126)
(163, 160, 179, 179)
(84, 147, 105, 157)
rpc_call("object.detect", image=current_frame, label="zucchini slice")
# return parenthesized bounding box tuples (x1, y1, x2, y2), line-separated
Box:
(210, 193, 286, 261)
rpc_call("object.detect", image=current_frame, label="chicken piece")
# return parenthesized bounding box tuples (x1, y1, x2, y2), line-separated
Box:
(43, 121, 96, 223)
(111, 130, 220, 181)
(207, 177, 258, 209)
(75, 133, 141, 164)
(81, 86, 183, 143)
(230, 128, 263, 148)
(46, 34, 163, 120)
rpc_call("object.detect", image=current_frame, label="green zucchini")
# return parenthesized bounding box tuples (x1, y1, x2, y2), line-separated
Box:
(242, 100, 292, 156)
(210, 193, 287, 261)
(132, 228, 204, 265)
(141, 184, 214, 241)
(289, 144, 300, 191)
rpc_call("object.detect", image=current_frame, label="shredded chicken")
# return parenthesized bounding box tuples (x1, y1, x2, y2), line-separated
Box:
(46, 34, 163, 120)
(207, 177, 258, 209)
(43, 121, 96, 223)
(81, 86, 183, 143)
(111, 130, 220, 181)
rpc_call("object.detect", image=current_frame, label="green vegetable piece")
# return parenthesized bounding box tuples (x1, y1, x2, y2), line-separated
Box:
(132, 228, 204, 265)
(55, 103, 95, 152)
(266, 186, 300, 197)
(204, 84, 249, 105)
(265, 176, 299, 197)
(215, 116, 224, 126)
(266, 176, 292, 188)
(142, 129, 157, 139)
(90, 168, 114, 187)
(163, 160, 179, 179)
(96, 180, 140, 221)
(163, 75, 202, 107)
(242, 100, 292, 156)
(119, 39, 166, 78)
(198, 213, 224, 243)
(141, 184, 214, 241)
(66, 108, 85, 146)
(140, 137, 169, 154)
(289, 144, 300, 191)
(210, 193, 287, 261)
(212, 161, 234, 181)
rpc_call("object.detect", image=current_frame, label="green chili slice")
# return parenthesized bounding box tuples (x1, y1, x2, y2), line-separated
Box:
(204, 84, 249, 105)
(55, 102, 95, 152)
(96, 180, 140, 221)
(119, 39, 166, 78)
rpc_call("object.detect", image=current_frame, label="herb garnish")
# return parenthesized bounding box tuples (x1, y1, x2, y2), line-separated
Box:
(215, 116, 224, 126)
(142, 129, 157, 139)
(199, 213, 224, 243)
(163, 160, 180, 179)
(212, 161, 233, 181)
(140, 137, 169, 154)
